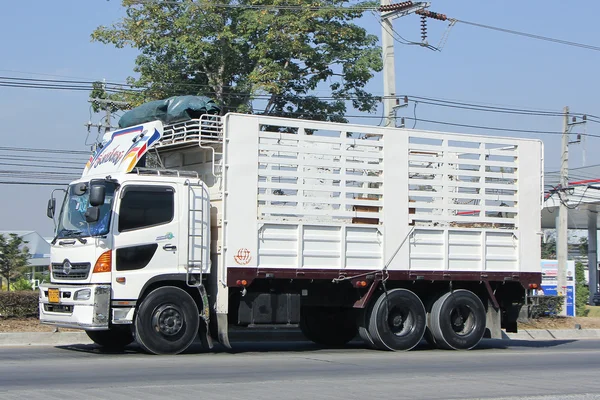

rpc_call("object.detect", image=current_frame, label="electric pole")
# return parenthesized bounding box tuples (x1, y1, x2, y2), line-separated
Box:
(557, 107, 588, 315)
(87, 98, 131, 133)
(556, 106, 569, 316)
(380, 1, 430, 127)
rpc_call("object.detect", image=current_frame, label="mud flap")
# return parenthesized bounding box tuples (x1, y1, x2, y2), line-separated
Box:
(217, 313, 231, 349)
(485, 299, 502, 339)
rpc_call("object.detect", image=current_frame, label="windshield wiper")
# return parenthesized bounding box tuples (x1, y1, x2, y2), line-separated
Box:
(55, 229, 88, 244)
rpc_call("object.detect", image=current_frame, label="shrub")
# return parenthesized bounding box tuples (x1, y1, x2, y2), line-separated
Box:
(575, 262, 590, 317)
(11, 278, 33, 291)
(529, 295, 564, 318)
(0, 290, 39, 318)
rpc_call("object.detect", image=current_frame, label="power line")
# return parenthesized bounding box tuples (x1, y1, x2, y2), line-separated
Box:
(0, 181, 69, 186)
(402, 116, 600, 138)
(2, 74, 600, 122)
(0, 162, 81, 170)
(0, 146, 90, 155)
(128, 0, 376, 11)
(0, 156, 87, 165)
(455, 19, 600, 52)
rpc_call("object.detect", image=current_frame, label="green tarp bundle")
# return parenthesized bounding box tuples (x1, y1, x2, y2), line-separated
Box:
(118, 95, 221, 128)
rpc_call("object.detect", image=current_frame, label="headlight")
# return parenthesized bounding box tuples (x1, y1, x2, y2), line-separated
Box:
(74, 289, 91, 301)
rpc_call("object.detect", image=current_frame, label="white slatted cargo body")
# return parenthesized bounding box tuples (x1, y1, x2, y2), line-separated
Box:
(221, 113, 543, 277)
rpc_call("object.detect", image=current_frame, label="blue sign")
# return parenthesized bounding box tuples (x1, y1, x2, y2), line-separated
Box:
(540, 259, 576, 317)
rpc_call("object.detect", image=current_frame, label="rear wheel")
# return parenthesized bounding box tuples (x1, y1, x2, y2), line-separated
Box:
(366, 289, 426, 351)
(299, 306, 357, 347)
(134, 286, 200, 355)
(429, 289, 486, 350)
(86, 326, 134, 349)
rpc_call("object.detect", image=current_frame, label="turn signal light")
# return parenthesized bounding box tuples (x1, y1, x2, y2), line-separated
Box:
(528, 283, 539, 289)
(354, 280, 368, 288)
(236, 279, 248, 286)
(93, 250, 112, 273)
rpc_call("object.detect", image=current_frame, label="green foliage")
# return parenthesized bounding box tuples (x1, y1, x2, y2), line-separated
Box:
(11, 278, 33, 291)
(575, 261, 590, 317)
(91, 0, 383, 122)
(0, 234, 30, 291)
(579, 237, 588, 257)
(90, 81, 126, 113)
(541, 237, 556, 259)
(529, 295, 564, 318)
(0, 291, 39, 318)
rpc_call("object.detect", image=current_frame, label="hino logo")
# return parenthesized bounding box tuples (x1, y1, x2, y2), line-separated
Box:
(63, 260, 72, 275)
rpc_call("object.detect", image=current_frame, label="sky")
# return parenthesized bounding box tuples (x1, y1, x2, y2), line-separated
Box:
(1, 0, 599, 237)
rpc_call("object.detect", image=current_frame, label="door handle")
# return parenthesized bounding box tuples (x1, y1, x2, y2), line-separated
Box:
(163, 244, 177, 251)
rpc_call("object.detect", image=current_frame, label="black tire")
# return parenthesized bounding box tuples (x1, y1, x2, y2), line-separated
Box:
(367, 288, 426, 351)
(86, 326, 134, 349)
(429, 289, 486, 350)
(299, 306, 358, 347)
(134, 286, 200, 355)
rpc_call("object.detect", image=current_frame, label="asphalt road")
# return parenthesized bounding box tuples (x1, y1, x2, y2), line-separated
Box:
(1, 339, 600, 400)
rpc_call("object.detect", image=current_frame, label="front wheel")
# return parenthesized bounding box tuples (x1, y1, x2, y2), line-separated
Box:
(135, 286, 200, 355)
(86, 326, 134, 349)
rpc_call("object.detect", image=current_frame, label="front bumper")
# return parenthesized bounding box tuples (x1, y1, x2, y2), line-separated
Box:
(39, 283, 111, 330)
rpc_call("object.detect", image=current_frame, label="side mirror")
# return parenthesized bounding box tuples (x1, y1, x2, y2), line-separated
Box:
(47, 198, 56, 219)
(85, 206, 100, 223)
(89, 185, 106, 207)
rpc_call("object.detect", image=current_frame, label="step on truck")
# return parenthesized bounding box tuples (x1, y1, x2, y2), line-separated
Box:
(39, 113, 543, 354)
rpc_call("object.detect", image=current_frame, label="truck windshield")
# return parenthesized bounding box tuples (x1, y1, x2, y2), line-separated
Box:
(55, 180, 117, 239)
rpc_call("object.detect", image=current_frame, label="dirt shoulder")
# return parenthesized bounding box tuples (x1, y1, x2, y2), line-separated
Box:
(520, 316, 600, 330)
(0, 317, 78, 333)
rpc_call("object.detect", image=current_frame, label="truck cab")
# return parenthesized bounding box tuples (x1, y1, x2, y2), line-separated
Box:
(40, 120, 212, 354)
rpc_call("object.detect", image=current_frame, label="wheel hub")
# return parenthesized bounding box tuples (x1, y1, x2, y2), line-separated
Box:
(388, 307, 414, 337)
(152, 304, 184, 336)
(451, 305, 475, 336)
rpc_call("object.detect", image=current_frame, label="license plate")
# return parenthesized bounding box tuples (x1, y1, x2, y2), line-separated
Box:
(48, 288, 60, 304)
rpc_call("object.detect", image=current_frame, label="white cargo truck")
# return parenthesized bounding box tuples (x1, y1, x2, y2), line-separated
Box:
(39, 113, 543, 354)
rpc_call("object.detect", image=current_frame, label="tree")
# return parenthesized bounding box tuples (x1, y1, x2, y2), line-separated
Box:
(0, 234, 30, 291)
(575, 261, 589, 317)
(91, 0, 382, 122)
(541, 237, 556, 259)
(579, 236, 588, 257)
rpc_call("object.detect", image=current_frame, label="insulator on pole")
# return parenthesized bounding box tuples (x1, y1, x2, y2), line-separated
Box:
(420, 15, 427, 42)
(379, 1, 414, 13)
(415, 9, 448, 21)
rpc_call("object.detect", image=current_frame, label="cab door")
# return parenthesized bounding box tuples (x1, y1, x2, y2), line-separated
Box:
(111, 183, 180, 301)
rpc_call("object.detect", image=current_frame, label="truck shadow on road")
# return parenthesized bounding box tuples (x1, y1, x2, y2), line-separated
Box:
(55, 337, 578, 356)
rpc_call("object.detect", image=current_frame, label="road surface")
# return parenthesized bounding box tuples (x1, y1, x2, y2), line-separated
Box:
(1, 338, 600, 399)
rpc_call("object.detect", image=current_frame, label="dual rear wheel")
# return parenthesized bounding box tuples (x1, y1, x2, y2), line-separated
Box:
(300, 288, 487, 352)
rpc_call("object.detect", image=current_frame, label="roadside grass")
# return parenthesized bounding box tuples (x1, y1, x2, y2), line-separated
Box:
(585, 305, 600, 318)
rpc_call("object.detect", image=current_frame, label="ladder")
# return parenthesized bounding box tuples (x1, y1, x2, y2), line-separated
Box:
(185, 180, 206, 287)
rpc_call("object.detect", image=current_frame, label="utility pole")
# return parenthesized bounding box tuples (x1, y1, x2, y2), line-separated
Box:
(556, 106, 569, 316)
(380, 1, 430, 127)
(87, 98, 130, 133)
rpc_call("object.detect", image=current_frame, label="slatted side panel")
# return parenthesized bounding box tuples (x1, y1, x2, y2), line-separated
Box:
(257, 223, 383, 270)
(408, 228, 518, 271)
(407, 133, 519, 228)
(256, 122, 385, 224)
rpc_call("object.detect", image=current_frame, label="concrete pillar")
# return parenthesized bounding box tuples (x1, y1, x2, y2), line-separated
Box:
(588, 208, 598, 304)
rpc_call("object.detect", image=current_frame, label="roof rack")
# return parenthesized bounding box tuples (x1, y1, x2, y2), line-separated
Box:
(157, 114, 223, 149)
(131, 168, 199, 178)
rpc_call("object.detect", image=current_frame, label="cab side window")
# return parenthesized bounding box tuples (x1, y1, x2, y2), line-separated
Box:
(118, 186, 174, 232)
